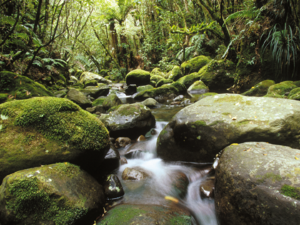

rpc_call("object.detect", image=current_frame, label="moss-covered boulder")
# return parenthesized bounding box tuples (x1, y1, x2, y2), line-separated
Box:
(265, 81, 297, 98)
(102, 94, 122, 111)
(134, 82, 185, 101)
(0, 97, 110, 181)
(216, 142, 300, 225)
(67, 88, 92, 109)
(84, 79, 98, 87)
(150, 68, 167, 78)
(167, 66, 183, 81)
(0, 163, 105, 225)
(150, 75, 165, 87)
(156, 78, 173, 87)
(81, 83, 110, 99)
(141, 98, 159, 108)
(92, 97, 106, 107)
(187, 80, 209, 94)
(198, 59, 235, 89)
(177, 72, 202, 89)
(137, 85, 154, 93)
(181, 55, 211, 75)
(97, 204, 192, 225)
(242, 80, 275, 96)
(79, 72, 112, 84)
(157, 94, 300, 162)
(125, 69, 151, 86)
(0, 93, 8, 104)
(288, 87, 300, 100)
(0, 71, 53, 102)
(99, 103, 155, 139)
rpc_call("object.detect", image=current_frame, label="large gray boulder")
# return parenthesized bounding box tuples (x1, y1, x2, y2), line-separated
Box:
(157, 94, 300, 162)
(99, 103, 155, 139)
(0, 163, 105, 225)
(215, 142, 300, 225)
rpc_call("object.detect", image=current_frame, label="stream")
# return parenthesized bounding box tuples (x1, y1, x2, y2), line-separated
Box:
(99, 91, 220, 225)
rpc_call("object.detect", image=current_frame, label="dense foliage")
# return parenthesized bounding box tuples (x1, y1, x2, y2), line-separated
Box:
(0, 0, 299, 85)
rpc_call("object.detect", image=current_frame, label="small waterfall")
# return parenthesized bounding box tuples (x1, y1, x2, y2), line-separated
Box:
(118, 121, 219, 224)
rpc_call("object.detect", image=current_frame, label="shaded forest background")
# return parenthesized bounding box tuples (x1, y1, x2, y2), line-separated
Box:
(0, 0, 299, 90)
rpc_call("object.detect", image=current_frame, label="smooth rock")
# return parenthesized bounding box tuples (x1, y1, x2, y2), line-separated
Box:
(103, 174, 124, 200)
(115, 137, 132, 148)
(122, 167, 150, 181)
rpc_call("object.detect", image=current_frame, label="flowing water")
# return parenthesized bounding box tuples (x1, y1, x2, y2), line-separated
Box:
(105, 91, 219, 224)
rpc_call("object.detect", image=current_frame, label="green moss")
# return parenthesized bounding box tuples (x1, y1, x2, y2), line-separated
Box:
(168, 66, 183, 81)
(222, 112, 231, 116)
(256, 173, 282, 183)
(98, 205, 147, 224)
(0, 97, 109, 151)
(137, 85, 154, 93)
(134, 83, 180, 100)
(7, 176, 87, 225)
(51, 162, 81, 178)
(194, 120, 207, 126)
(0, 71, 53, 99)
(243, 80, 275, 97)
(103, 94, 122, 110)
(112, 103, 144, 116)
(160, 130, 167, 136)
(280, 184, 300, 200)
(125, 69, 151, 86)
(157, 79, 173, 87)
(169, 215, 192, 225)
(92, 97, 106, 106)
(266, 81, 297, 97)
(181, 55, 211, 75)
(177, 72, 202, 89)
(208, 120, 224, 126)
(0, 93, 8, 103)
(150, 75, 165, 86)
(84, 79, 98, 87)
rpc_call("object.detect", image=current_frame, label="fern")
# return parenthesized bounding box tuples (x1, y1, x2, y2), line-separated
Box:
(45, 65, 53, 71)
(14, 32, 29, 41)
(33, 60, 43, 67)
(224, 6, 262, 24)
(42, 58, 55, 64)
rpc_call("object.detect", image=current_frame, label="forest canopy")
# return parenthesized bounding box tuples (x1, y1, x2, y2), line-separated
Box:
(0, 0, 299, 86)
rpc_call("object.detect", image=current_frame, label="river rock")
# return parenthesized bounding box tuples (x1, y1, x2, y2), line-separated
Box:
(177, 72, 202, 89)
(151, 68, 167, 78)
(137, 135, 146, 141)
(157, 94, 300, 162)
(187, 80, 209, 94)
(198, 59, 235, 89)
(122, 167, 150, 181)
(167, 65, 183, 81)
(79, 71, 112, 84)
(170, 171, 189, 198)
(69, 75, 78, 85)
(134, 82, 185, 101)
(141, 98, 159, 108)
(97, 204, 192, 224)
(200, 178, 214, 199)
(85, 105, 105, 114)
(150, 75, 165, 87)
(67, 88, 92, 108)
(115, 137, 132, 148)
(102, 94, 122, 111)
(0, 97, 110, 182)
(98, 145, 120, 175)
(100, 103, 155, 139)
(181, 55, 211, 75)
(137, 84, 154, 93)
(157, 79, 173, 87)
(125, 69, 151, 86)
(215, 142, 300, 225)
(81, 84, 110, 98)
(84, 79, 98, 87)
(125, 84, 137, 95)
(103, 174, 124, 200)
(120, 157, 128, 165)
(242, 80, 275, 96)
(0, 163, 105, 225)
(265, 81, 297, 98)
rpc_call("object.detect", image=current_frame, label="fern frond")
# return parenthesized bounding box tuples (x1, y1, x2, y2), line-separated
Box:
(33, 60, 43, 67)
(42, 58, 55, 64)
(14, 32, 29, 41)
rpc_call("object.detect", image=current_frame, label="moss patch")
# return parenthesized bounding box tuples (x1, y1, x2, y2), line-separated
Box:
(7, 176, 87, 225)
(280, 184, 300, 200)
(0, 71, 53, 100)
(181, 55, 211, 75)
(256, 173, 282, 183)
(194, 120, 207, 126)
(243, 80, 275, 97)
(92, 97, 106, 106)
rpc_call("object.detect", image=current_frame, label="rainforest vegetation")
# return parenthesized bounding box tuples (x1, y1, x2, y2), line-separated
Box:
(0, 0, 299, 90)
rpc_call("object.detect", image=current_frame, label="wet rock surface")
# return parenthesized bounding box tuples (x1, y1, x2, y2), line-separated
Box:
(122, 167, 150, 181)
(215, 142, 300, 225)
(0, 163, 105, 225)
(104, 174, 125, 200)
(157, 94, 300, 162)
(67, 88, 92, 108)
(170, 171, 189, 198)
(97, 204, 192, 225)
(99, 103, 155, 139)
(115, 137, 132, 148)
(200, 178, 214, 199)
